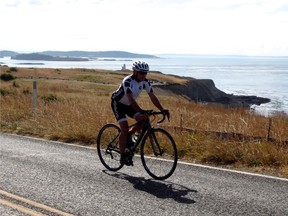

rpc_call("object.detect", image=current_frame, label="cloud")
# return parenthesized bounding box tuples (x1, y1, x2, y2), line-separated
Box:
(0, 0, 287, 55)
(0, 0, 22, 7)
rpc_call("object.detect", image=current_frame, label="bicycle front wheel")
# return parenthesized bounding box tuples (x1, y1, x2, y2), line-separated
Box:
(96, 124, 124, 171)
(141, 128, 177, 180)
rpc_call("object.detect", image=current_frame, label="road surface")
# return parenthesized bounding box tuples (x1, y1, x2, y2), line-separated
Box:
(1, 133, 288, 215)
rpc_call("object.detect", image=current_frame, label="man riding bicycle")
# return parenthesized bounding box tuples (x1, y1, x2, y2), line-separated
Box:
(111, 61, 169, 166)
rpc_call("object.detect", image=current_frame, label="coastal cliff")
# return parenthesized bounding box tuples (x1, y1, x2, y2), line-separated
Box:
(155, 78, 270, 107)
(0, 64, 270, 108)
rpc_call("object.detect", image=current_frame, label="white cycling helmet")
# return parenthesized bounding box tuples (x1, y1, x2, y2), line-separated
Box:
(132, 61, 149, 73)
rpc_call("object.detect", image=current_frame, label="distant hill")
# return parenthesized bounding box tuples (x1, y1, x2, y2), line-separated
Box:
(0, 50, 18, 57)
(41, 51, 158, 58)
(0, 50, 159, 59)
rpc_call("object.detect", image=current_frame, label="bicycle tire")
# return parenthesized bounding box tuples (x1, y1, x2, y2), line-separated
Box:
(96, 124, 124, 171)
(141, 128, 177, 180)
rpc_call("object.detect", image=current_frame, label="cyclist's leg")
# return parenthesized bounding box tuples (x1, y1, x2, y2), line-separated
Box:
(119, 120, 135, 166)
(111, 100, 128, 154)
(111, 100, 134, 166)
(132, 112, 148, 133)
(124, 106, 143, 134)
(118, 120, 129, 154)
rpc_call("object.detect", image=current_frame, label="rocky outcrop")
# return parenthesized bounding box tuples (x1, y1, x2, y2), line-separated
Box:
(156, 78, 270, 107)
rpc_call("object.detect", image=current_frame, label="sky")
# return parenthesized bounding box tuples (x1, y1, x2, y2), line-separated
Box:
(0, 0, 288, 56)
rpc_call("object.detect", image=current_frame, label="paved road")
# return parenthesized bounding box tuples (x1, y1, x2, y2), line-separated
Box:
(1, 133, 288, 216)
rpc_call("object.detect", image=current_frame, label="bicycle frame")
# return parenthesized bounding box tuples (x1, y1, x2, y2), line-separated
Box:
(106, 110, 167, 155)
(130, 119, 166, 162)
(128, 120, 151, 153)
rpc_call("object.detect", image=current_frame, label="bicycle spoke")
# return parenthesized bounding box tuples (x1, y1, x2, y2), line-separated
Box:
(141, 128, 177, 180)
(97, 124, 123, 171)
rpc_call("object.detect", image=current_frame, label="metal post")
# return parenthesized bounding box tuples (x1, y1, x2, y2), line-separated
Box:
(33, 80, 37, 114)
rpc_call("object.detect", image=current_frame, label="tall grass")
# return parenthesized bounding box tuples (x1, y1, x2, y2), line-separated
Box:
(1, 67, 288, 177)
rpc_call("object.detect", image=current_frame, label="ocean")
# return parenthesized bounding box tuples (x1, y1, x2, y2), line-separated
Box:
(1, 55, 287, 116)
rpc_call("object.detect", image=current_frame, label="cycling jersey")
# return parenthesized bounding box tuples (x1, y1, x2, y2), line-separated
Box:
(111, 74, 153, 105)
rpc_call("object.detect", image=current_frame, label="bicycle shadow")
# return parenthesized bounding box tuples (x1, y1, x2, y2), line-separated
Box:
(103, 170, 197, 204)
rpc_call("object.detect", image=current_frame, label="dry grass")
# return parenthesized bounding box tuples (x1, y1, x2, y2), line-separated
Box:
(1, 66, 288, 177)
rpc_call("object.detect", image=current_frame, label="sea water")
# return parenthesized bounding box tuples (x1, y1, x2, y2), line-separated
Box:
(1, 55, 287, 116)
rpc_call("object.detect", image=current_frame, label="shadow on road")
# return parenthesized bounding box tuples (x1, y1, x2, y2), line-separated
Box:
(103, 170, 197, 204)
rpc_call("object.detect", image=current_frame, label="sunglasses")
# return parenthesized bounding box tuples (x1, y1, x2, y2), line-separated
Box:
(139, 71, 148, 75)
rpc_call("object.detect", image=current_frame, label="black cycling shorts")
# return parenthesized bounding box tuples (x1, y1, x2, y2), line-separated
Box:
(111, 100, 140, 123)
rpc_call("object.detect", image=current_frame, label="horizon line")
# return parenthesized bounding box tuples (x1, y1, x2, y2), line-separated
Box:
(0, 50, 287, 58)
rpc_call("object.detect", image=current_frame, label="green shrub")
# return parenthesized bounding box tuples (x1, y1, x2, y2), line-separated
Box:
(41, 94, 58, 103)
(12, 81, 20, 88)
(23, 88, 30, 94)
(0, 73, 15, 81)
(9, 67, 18, 72)
(0, 88, 10, 96)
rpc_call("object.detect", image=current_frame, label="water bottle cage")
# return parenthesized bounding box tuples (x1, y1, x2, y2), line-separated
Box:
(126, 136, 133, 149)
(132, 133, 140, 143)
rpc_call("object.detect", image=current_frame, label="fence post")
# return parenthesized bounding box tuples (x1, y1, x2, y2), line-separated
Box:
(33, 80, 37, 114)
(266, 118, 272, 141)
(180, 114, 183, 130)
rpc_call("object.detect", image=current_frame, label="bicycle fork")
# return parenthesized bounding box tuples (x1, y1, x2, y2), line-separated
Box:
(148, 129, 163, 156)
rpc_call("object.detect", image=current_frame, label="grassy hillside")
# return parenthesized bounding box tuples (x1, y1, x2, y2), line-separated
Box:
(1, 66, 288, 177)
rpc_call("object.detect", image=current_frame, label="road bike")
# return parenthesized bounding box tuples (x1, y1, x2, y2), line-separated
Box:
(96, 110, 178, 180)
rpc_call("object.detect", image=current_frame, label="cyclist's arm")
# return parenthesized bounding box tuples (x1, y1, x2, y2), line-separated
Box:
(148, 92, 164, 111)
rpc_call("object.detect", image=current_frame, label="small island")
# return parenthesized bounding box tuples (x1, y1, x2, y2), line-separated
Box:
(11, 53, 89, 61)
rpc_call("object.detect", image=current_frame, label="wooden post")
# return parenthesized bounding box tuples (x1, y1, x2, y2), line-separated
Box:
(266, 118, 272, 141)
(180, 114, 183, 130)
(33, 80, 37, 114)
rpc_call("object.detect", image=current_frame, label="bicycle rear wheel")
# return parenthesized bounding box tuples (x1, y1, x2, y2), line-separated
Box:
(96, 124, 124, 171)
(141, 128, 177, 180)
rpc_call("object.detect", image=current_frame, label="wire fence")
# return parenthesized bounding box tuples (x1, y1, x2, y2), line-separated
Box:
(163, 116, 288, 144)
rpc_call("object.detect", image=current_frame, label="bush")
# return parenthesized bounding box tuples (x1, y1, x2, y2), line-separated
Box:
(12, 81, 20, 88)
(23, 88, 30, 94)
(0, 73, 15, 81)
(9, 67, 18, 72)
(41, 94, 58, 103)
(0, 88, 10, 96)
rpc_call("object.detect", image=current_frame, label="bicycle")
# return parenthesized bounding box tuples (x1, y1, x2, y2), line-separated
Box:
(96, 110, 178, 180)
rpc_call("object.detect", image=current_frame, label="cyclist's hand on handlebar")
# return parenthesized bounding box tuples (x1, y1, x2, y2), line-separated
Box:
(162, 109, 170, 121)
(141, 109, 153, 115)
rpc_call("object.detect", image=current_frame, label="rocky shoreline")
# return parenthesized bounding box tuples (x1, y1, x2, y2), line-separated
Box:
(155, 78, 270, 108)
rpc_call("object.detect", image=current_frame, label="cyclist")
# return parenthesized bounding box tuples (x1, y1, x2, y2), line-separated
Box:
(111, 61, 169, 166)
